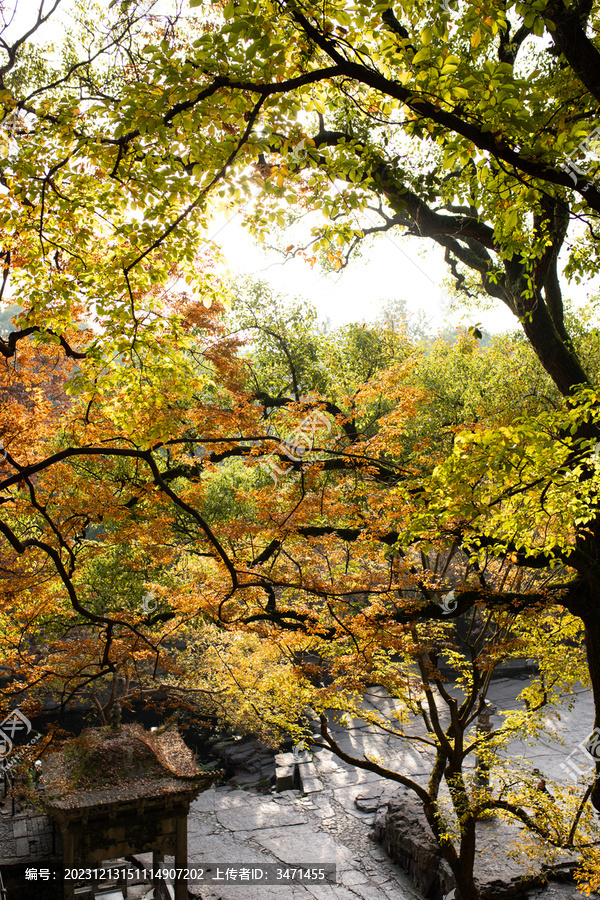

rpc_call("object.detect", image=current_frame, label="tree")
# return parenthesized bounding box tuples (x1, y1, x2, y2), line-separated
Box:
(60, 0, 600, 733)
(144, 0, 600, 815)
(1, 275, 598, 895)
(0, 0, 234, 729)
(2, 0, 600, 893)
(179, 297, 600, 897)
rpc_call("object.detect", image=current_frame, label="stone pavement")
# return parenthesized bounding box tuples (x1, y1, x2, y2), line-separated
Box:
(185, 784, 422, 900)
(180, 680, 598, 900)
(487, 678, 596, 784)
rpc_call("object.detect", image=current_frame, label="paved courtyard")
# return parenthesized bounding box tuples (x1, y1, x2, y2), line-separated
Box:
(185, 779, 422, 900)
(181, 679, 598, 900)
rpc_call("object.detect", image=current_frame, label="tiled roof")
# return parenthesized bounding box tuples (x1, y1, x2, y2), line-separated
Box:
(41, 724, 218, 811)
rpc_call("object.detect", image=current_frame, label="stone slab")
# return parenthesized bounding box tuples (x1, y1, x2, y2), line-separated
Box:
(309, 795, 335, 815)
(276, 765, 295, 791)
(354, 790, 387, 814)
(275, 752, 295, 767)
(297, 759, 323, 792)
(15, 837, 29, 857)
(320, 767, 385, 788)
(188, 819, 216, 838)
(300, 775, 324, 794)
(12, 819, 27, 837)
(247, 824, 354, 867)
(187, 832, 269, 865)
(191, 788, 217, 812)
(344, 883, 401, 900)
(340, 870, 370, 886)
(306, 885, 378, 900)
(216, 801, 307, 831)
(212, 790, 256, 808)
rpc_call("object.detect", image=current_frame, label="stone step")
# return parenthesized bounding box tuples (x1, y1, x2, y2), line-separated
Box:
(274, 764, 295, 791)
(274, 752, 323, 793)
(274, 753, 296, 790)
(297, 759, 323, 794)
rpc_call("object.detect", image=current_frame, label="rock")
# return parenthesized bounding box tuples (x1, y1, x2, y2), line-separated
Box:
(275, 764, 295, 791)
(229, 773, 260, 787)
(211, 740, 236, 753)
(274, 752, 294, 768)
(209, 736, 277, 789)
(373, 792, 449, 897)
(299, 773, 323, 793)
(374, 792, 591, 900)
(355, 792, 384, 813)
(296, 758, 323, 794)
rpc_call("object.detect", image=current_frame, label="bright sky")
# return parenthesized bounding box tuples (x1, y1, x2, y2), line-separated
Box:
(6, 0, 599, 336)
(208, 208, 520, 334)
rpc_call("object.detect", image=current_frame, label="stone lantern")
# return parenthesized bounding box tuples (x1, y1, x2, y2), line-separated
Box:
(41, 720, 220, 900)
(475, 701, 497, 788)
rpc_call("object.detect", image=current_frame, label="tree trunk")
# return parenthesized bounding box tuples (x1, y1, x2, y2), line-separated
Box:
(443, 844, 480, 900)
(440, 798, 480, 900)
(454, 845, 479, 900)
(581, 605, 600, 811)
(453, 872, 480, 900)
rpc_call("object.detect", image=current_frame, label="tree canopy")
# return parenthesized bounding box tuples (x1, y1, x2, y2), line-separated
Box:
(3, 0, 600, 895)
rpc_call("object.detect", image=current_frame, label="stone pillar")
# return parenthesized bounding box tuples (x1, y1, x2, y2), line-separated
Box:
(153, 849, 164, 894)
(62, 830, 76, 900)
(475, 702, 497, 788)
(174, 814, 188, 900)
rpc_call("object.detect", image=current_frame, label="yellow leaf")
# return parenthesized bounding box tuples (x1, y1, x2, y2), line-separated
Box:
(471, 28, 482, 48)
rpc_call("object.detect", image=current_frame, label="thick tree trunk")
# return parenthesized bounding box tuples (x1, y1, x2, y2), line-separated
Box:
(504, 272, 592, 396)
(581, 606, 600, 811)
(454, 828, 479, 900)
(440, 781, 480, 900)
(519, 306, 590, 396)
(442, 844, 480, 900)
(453, 871, 480, 900)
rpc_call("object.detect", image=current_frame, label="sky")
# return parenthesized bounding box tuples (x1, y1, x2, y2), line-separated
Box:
(4, 0, 599, 337)
(207, 207, 519, 334)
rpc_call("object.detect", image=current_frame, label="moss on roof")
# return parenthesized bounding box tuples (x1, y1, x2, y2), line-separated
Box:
(42, 723, 220, 810)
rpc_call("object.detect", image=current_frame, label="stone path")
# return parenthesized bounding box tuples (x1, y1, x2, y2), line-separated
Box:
(185, 784, 422, 900)
(180, 680, 598, 900)
(487, 678, 596, 784)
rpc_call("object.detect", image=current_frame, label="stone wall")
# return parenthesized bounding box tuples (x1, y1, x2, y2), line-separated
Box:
(373, 790, 454, 899)
(373, 790, 580, 900)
